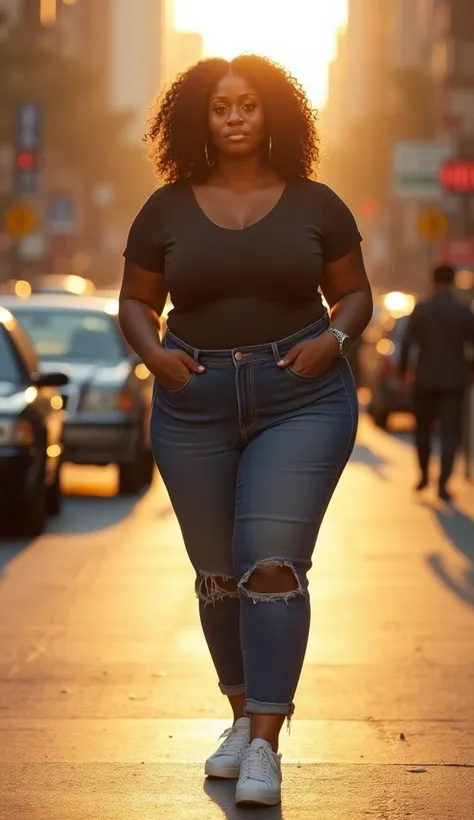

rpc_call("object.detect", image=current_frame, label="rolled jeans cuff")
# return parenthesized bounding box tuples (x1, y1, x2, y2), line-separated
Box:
(219, 682, 246, 696)
(245, 698, 295, 716)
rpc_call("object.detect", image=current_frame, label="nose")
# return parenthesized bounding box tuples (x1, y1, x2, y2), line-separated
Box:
(227, 105, 244, 125)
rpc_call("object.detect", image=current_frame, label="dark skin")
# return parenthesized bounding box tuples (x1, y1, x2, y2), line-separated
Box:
(120, 72, 373, 752)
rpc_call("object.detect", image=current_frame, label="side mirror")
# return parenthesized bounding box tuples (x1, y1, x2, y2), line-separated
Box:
(34, 372, 69, 388)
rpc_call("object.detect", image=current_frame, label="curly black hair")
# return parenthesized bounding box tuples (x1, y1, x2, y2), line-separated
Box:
(145, 54, 319, 184)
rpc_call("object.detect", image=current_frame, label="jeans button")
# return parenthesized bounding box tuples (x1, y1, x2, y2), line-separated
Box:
(235, 351, 244, 361)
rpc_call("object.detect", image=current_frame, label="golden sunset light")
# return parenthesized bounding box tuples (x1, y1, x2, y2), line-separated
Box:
(174, 0, 348, 108)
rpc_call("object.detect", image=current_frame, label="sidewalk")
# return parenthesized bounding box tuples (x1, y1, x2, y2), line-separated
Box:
(1, 416, 473, 819)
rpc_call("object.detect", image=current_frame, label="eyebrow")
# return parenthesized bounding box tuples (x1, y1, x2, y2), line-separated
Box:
(211, 92, 259, 102)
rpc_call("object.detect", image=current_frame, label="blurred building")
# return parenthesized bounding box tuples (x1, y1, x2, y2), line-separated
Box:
(424, 0, 474, 143)
(0, 0, 202, 285)
(326, 0, 427, 143)
(2, 0, 202, 138)
(160, 1, 203, 88)
(324, 0, 474, 292)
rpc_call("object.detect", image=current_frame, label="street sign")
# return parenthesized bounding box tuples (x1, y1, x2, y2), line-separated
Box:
(393, 141, 453, 200)
(4, 203, 39, 238)
(440, 159, 474, 193)
(48, 195, 76, 235)
(417, 207, 448, 242)
(92, 183, 114, 208)
(18, 232, 47, 261)
(439, 236, 474, 264)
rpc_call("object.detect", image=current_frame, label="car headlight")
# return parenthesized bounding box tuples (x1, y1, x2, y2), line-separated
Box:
(81, 387, 134, 413)
(0, 418, 34, 446)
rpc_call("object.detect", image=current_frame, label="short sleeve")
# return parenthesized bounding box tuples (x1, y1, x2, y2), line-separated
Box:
(320, 185, 362, 264)
(123, 190, 165, 273)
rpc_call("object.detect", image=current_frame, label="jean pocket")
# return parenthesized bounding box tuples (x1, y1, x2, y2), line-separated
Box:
(159, 372, 196, 395)
(284, 364, 334, 383)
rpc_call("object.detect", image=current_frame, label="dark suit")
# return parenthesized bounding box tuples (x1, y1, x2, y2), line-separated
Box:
(400, 290, 474, 484)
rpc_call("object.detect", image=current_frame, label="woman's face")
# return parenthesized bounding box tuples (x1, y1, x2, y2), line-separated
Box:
(208, 73, 266, 159)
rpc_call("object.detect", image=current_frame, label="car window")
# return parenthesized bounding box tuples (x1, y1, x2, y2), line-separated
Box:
(0, 326, 21, 383)
(12, 310, 126, 363)
(9, 322, 38, 375)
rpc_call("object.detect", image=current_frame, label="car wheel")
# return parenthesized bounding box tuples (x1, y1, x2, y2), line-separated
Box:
(47, 462, 63, 516)
(12, 479, 47, 538)
(142, 448, 155, 486)
(118, 449, 144, 496)
(372, 408, 389, 430)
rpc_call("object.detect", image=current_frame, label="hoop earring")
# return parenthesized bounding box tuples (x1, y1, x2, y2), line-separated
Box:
(205, 139, 215, 167)
(268, 135, 273, 163)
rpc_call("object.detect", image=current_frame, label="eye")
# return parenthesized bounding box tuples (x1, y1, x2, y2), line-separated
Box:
(243, 101, 257, 112)
(213, 105, 227, 116)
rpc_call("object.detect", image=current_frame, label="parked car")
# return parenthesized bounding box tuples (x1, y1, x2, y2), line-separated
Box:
(364, 313, 413, 429)
(2, 294, 154, 495)
(0, 306, 68, 536)
(0, 275, 96, 298)
(32, 275, 96, 296)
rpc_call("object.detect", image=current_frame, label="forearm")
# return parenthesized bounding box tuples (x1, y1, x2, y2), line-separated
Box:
(119, 298, 164, 366)
(329, 289, 373, 342)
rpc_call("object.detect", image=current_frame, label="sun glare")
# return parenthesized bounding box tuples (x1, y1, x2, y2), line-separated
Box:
(174, 0, 347, 108)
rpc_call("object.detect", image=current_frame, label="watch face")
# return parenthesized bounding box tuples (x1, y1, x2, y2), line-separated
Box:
(341, 335, 351, 356)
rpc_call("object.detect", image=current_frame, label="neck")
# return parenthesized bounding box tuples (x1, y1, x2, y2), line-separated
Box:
(211, 154, 275, 190)
(433, 283, 452, 294)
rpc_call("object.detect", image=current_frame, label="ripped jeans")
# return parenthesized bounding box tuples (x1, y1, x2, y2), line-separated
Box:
(150, 315, 358, 716)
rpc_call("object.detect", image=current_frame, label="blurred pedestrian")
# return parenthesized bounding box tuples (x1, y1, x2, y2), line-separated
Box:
(119, 55, 372, 808)
(399, 264, 474, 502)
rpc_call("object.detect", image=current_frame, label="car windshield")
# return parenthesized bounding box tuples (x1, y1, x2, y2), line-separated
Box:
(0, 326, 20, 382)
(13, 309, 125, 363)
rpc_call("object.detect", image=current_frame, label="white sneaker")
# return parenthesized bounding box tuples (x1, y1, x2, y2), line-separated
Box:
(204, 717, 250, 779)
(235, 738, 282, 807)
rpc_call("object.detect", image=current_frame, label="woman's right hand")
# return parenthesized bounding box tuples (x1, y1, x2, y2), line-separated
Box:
(146, 346, 204, 391)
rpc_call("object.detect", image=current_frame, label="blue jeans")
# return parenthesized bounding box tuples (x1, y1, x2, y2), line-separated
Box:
(150, 314, 358, 716)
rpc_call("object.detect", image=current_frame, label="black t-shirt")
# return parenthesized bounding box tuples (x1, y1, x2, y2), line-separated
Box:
(123, 178, 362, 349)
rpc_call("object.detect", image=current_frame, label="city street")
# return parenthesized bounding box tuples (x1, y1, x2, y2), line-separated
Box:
(1, 415, 473, 819)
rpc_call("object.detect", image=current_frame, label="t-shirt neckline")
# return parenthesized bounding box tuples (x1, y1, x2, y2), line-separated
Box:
(188, 181, 289, 233)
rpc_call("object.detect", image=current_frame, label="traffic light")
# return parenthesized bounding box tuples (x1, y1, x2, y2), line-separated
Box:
(16, 151, 39, 172)
(15, 104, 42, 196)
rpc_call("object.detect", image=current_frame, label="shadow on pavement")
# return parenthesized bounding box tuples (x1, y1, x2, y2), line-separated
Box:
(426, 504, 474, 607)
(48, 490, 147, 535)
(204, 778, 284, 819)
(0, 488, 150, 573)
(0, 537, 33, 574)
(350, 444, 390, 479)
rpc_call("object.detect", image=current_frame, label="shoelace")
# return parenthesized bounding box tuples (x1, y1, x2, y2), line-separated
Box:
(215, 725, 248, 756)
(241, 745, 273, 784)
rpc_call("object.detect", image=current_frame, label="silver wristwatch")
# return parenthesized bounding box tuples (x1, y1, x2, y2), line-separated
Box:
(327, 327, 351, 357)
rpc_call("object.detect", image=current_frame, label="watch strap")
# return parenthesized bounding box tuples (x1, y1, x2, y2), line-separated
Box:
(327, 327, 351, 356)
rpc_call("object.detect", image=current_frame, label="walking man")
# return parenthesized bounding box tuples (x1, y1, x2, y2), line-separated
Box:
(399, 264, 474, 502)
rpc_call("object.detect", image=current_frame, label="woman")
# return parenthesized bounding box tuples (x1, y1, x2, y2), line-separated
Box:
(119, 54, 372, 808)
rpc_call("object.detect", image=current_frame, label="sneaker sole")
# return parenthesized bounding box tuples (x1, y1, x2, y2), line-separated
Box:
(205, 761, 240, 779)
(235, 790, 281, 807)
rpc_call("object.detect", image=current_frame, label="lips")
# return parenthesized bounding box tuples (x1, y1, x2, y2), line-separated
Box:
(226, 132, 248, 140)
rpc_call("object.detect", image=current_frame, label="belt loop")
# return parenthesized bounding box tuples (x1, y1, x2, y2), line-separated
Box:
(271, 341, 280, 363)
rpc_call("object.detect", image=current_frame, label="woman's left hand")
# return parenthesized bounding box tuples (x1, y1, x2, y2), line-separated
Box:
(277, 331, 340, 377)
